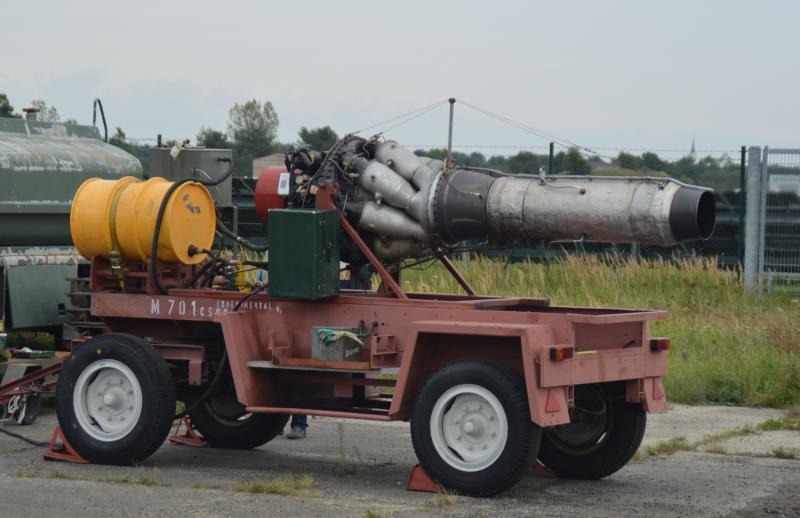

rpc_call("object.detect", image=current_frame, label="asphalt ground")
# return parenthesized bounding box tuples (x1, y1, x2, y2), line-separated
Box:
(0, 404, 797, 517)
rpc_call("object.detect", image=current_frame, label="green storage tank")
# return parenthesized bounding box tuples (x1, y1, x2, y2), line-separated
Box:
(267, 209, 340, 300)
(0, 116, 142, 331)
(0, 117, 143, 246)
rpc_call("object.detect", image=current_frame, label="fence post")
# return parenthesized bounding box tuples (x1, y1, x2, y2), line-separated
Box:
(743, 146, 762, 292)
(737, 146, 746, 264)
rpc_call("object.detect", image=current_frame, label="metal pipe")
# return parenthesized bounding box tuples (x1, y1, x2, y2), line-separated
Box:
(447, 97, 455, 158)
(432, 170, 715, 246)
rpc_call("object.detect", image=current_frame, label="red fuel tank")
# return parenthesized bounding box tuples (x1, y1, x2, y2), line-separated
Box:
(254, 166, 290, 224)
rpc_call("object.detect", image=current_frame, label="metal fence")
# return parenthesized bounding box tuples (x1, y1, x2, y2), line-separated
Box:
(744, 147, 800, 293)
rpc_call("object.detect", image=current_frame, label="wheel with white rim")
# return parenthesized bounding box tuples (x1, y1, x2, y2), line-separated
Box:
(411, 359, 540, 496)
(56, 333, 175, 465)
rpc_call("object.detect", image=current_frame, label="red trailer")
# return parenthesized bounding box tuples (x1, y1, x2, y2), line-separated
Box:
(54, 137, 712, 496)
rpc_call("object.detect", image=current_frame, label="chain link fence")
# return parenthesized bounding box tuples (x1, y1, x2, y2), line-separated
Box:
(745, 147, 800, 294)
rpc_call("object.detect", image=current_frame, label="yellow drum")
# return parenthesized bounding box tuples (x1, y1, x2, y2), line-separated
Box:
(70, 176, 216, 265)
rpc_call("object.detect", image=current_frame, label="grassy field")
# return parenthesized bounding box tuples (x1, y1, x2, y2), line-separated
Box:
(401, 256, 800, 408)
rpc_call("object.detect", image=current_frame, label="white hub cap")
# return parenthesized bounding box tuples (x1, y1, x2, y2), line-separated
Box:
(73, 359, 143, 442)
(430, 384, 508, 472)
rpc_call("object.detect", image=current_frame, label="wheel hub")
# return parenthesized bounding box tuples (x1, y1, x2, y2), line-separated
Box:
(430, 384, 508, 472)
(73, 359, 143, 442)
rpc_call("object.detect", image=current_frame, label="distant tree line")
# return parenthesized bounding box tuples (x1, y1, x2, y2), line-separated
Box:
(0, 92, 741, 190)
(413, 147, 742, 191)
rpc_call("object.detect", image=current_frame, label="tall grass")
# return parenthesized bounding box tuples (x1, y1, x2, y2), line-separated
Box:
(402, 256, 800, 407)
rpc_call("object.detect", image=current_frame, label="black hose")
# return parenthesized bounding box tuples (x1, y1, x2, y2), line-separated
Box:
(150, 160, 233, 295)
(180, 253, 218, 289)
(0, 426, 48, 447)
(216, 220, 268, 252)
(174, 284, 268, 420)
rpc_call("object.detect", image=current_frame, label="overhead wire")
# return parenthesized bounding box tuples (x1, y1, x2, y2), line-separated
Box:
(457, 100, 613, 160)
(349, 99, 449, 135)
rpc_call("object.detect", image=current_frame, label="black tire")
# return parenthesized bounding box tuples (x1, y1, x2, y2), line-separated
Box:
(188, 395, 288, 449)
(55, 333, 176, 465)
(537, 384, 646, 479)
(410, 359, 540, 497)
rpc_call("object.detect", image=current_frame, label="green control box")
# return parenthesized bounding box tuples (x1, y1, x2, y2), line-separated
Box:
(267, 209, 340, 300)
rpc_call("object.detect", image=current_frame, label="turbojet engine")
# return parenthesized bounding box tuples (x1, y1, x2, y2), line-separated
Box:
(256, 136, 716, 261)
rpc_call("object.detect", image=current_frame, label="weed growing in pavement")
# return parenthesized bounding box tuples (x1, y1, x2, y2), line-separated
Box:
(772, 448, 799, 460)
(192, 482, 224, 490)
(332, 422, 357, 476)
(429, 489, 458, 508)
(232, 474, 319, 497)
(635, 436, 690, 460)
(759, 414, 800, 432)
(637, 415, 800, 460)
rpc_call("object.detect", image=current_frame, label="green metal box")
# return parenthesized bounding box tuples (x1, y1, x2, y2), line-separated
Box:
(267, 209, 340, 300)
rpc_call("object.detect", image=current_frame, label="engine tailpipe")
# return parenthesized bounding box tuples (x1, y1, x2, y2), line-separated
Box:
(433, 172, 715, 247)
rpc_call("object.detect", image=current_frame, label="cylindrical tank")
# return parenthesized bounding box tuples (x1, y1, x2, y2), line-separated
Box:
(70, 177, 216, 264)
(0, 118, 143, 246)
(254, 166, 290, 224)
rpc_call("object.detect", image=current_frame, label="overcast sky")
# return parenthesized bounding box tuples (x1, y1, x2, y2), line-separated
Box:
(2, 0, 797, 157)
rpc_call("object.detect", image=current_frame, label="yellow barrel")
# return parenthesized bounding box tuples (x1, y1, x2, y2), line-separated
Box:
(70, 176, 216, 265)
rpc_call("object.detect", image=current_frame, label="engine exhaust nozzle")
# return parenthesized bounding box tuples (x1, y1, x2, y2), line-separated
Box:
(432, 172, 716, 247)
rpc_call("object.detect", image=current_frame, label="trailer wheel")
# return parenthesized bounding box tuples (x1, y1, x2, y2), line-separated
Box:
(188, 395, 289, 449)
(55, 333, 176, 465)
(8, 394, 41, 425)
(537, 385, 646, 479)
(410, 359, 540, 497)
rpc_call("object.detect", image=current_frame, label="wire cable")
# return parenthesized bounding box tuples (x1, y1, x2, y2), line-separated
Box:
(458, 100, 613, 160)
(349, 99, 449, 135)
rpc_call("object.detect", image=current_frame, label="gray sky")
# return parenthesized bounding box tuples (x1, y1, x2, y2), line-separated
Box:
(2, 0, 798, 157)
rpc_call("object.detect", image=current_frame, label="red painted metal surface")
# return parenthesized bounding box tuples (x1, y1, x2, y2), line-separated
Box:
(168, 416, 209, 447)
(407, 464, 443, 493)
(91, 286, 669, 426)
(254, 165, 289, 224)
(0, 362, 62, 406)
(43, 426, 89, 464)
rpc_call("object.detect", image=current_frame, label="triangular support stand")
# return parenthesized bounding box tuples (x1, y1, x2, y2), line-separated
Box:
(169, 415, 208, 447)
(532, 462, 556, 477)
(406, 464, 443, 493)
(43, 426, 89, 464)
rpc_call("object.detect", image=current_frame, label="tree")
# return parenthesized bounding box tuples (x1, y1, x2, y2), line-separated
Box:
(298, 125, 339, 151)
(617, 151, 642, 170)
(30, 99, 61, 122)
(487, 154, 509, 171)
(109, 127, 127, 147)
(196, 127, 231, 149)
(641, 151, 667, 172)
(0, 93, 19, 118)
(227, 99, 280, 175)
(507, 151, 541, 174)
(561, 147, 591, 174)
(465, 152, 487, 167)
